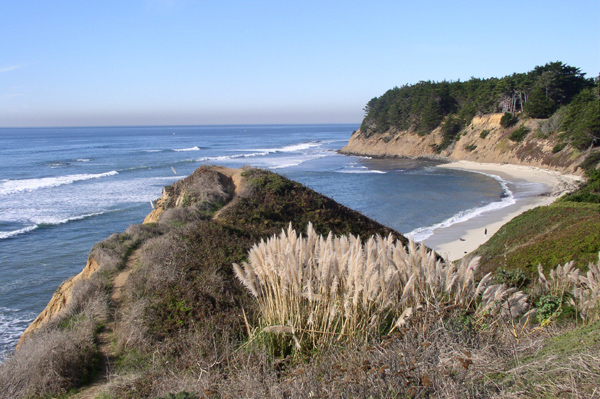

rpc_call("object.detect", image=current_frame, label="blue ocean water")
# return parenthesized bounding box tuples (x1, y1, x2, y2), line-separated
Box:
(0, 124, 508, 355)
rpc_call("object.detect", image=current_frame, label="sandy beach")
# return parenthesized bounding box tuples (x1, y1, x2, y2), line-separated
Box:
(422, 161, 583, 261)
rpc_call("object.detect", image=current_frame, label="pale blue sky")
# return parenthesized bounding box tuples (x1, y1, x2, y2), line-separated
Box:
(1, 0, 599, 127)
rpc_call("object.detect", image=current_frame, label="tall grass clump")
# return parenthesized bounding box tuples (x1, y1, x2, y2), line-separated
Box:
(537, 254, 600, 322)
(234, 223, 529, 354)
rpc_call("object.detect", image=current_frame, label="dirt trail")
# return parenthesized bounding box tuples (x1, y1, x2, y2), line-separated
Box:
(212, 166, 245, 220)
(73, 250, 141, 399)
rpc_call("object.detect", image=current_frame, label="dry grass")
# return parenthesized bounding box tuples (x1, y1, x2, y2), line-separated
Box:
(159, 165, 235, 219)
(0, 223, 157, 398)
(102, 310, 557, 399)
(498, 351, 600, 398)
(0, 315, 99, 398)
(234, 223, 530, 353)
(0, 272, 111, 398)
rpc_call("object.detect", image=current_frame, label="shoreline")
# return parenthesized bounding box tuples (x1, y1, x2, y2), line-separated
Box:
(420, 160, 583, 261)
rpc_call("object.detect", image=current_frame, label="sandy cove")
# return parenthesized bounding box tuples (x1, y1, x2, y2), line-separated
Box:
(422, 160, 583, 261)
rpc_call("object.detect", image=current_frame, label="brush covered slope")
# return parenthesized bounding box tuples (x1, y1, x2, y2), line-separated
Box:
(0, 166, 401, 398)
(1, 165, 599, 398)
(472, 153, 600, 278)
(341, 62, 599, 173)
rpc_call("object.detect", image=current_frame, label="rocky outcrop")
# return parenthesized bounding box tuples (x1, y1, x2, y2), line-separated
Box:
(341, 114, 588, 175)
(144, 166, 243, 224)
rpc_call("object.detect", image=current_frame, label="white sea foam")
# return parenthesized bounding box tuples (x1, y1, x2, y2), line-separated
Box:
(0, 171, 119, 196)
(173, 146, 200, 152)
(267, 153, 329, 169)
(276, 142, 322, 152)
(407, 173, 515, 242)
(31, 211, 108, 226)
(76, 158, 91, 162)
(196, 151, 271, 162)
(337, 165, 386, 174)
(0, 211, 110, 241)
(242, 141, 323, 154)
(0, 225, 39, 240)
(0, 307, 37, 358)
(338, 169, 386, 174)
(144, 149, 162, 153)
(196, 141, 328, 165)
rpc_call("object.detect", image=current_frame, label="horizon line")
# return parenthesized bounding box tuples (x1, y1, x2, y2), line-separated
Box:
(0, 121, 362, 130)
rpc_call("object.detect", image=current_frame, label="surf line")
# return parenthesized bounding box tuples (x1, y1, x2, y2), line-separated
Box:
(407, 173, 515, 242)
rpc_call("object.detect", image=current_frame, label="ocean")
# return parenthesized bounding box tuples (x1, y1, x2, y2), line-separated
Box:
(0, 124, 512, 356)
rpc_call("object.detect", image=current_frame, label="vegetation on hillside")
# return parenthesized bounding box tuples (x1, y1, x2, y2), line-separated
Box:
(235, 224, 533, 355)
(1, 165, 598, 398)
(361, 62, 599, 151)
(0, 168, 397, 398)
(473, 152, 600, 277)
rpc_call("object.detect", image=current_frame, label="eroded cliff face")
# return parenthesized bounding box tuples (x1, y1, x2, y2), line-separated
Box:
(341, 114, 587, 174)
(16, 257, 100, 348)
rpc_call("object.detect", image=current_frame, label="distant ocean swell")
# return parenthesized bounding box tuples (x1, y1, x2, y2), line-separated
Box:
(195, 141, 333, 166)
(0, 171, 119, 196)
(407, 173, 515, 242)
(0, 211, 110, 241)
(0, 140, 336, 242)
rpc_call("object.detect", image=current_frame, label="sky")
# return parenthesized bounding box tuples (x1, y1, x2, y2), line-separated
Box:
(1, 0, 599, 127)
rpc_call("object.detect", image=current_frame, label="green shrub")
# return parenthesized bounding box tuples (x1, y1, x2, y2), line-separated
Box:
(438, 115, 465, 150)
(464, 143, 477, 152)
(509, 125, 530, 142)
(494, 268, 530, 289)
(479, 129, 490, 139)
(500, 112, 518, 128)
(561, 88, 600, 149)
(472, 202, 600, 275)
(552, 142, 567, 153)
(535, 295, 562, 322)
(578, 151, 600, 171)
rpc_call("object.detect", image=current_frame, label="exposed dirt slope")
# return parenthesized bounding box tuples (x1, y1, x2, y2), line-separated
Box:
(341, 114, 587, 174)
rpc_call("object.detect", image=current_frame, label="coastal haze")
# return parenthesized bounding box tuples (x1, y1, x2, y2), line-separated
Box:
(0, 124, 517, 355)
(1, 1, 598, 128)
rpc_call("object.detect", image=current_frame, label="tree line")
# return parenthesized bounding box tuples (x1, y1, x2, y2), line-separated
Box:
(361, 61, 599, 150)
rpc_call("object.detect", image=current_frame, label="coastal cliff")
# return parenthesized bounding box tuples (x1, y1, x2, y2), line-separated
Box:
(341, 113, 588, 174)
(12, 165, 403, 361)
(16, 257, 100, 348)
(347, 62, 599, 174)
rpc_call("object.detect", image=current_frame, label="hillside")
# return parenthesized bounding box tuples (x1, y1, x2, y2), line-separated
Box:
(343, 113, 594, 173)
(342, 62, 599, 174)
(1, 166, 402, 398)
(1, 164, 599, 398)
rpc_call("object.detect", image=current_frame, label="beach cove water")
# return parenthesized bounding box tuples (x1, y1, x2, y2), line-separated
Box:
(0, 124, 528, 356)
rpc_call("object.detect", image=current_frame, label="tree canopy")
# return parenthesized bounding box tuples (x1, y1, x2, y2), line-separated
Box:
(360, 62, 598, 148)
